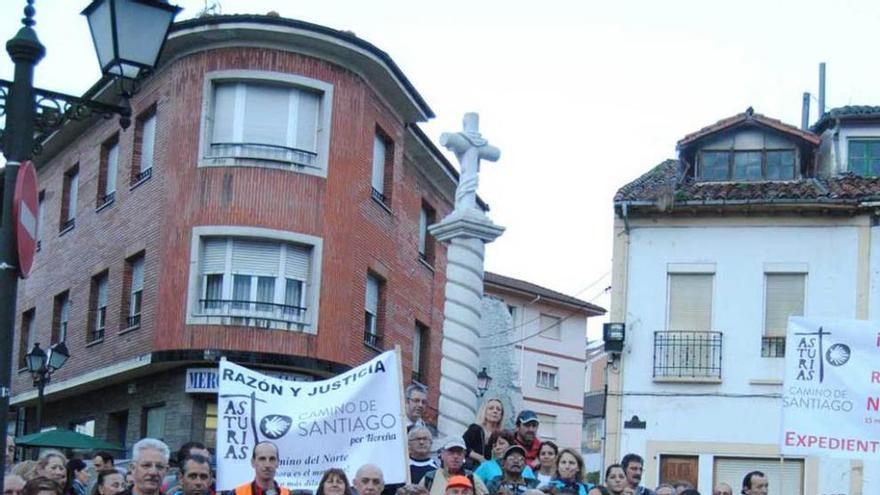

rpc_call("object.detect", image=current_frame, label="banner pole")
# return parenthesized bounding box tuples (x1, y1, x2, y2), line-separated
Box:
(396, 345, 412, 484)
(779, 454, 785, 495)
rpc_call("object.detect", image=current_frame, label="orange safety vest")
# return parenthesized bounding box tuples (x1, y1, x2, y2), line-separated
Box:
(233, 482, 290, 495)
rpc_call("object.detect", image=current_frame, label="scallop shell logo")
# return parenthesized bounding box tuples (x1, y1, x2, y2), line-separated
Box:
(825, 343, 851, 367)
(259, 415, 293, 439)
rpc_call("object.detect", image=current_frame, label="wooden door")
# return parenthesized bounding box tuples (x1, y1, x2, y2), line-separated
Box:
(660, 455, 699, 488)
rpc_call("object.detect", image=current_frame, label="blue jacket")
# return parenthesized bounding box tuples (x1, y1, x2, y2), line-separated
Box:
(548, 479, 594, 495)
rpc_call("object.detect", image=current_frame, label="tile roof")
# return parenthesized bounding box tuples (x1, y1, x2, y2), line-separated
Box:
(484, 272, 606, 315)
(615, 159, 880, 206)
(677, 108, 820, 148)
(812, 105, 880, 133)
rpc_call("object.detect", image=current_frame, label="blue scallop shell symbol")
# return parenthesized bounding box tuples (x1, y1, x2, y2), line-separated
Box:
(260, 415, 292, 439)
(825, 343, 851, 367)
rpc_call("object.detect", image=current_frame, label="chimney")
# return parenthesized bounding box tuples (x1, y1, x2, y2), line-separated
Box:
(818, 62, 826, 118)
(801, 92, 811, 130)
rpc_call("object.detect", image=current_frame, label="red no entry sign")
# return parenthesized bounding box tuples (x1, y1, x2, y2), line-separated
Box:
(13, 161, 38, 278)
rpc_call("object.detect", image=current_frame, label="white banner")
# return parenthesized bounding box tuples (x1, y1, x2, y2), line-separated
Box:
(216, 351, 407, 490)
(781, 317, 880, 459)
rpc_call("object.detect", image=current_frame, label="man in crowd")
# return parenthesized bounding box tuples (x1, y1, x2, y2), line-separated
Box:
(444, 476, 473, 495)
(711, 483, 732, 495)
(93, 451, 115, 472)
(165, 443, 212, 494)
(512, 412, 541, 468)
(621, 454, 653, 495)
(654, 484, 674, 495)
(4, 436, 14, 474)
(420, 439, 487, 495)
(741, 471, 767, 495)
(175, 454, 213, 495)
(233, 441, 289, 495)
(485, 445, 538, 495)
(405, 384, 437, 436)
(353, 465, 385, 495)
(127, 438, 171, 495)
(3, 475, 24, 495)
(672, 481, 693, 494)
(408, 427, 437, 484)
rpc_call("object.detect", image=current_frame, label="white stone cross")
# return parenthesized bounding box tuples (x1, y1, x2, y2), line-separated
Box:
(440, 113, 500, 213)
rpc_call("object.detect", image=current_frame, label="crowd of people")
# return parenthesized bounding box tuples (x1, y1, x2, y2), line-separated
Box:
(0, 383, 772, 495)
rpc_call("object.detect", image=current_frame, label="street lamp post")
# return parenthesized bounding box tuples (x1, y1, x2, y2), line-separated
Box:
(0, 0, 179, 468)
(25, 341, 69, 433)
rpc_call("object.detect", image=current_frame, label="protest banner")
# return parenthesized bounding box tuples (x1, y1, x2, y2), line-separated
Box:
(216, 350, 407, 490)
(781, 316, 880, 459)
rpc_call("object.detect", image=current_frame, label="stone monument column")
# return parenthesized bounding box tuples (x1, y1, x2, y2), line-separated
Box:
(430, 113, 505, 437)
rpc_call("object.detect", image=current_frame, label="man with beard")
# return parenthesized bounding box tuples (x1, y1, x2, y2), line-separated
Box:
(512, 412, 541, 468)
(485, 446, 539, 495)
(175, 454, 213, 495)
(420, 439, 487, 495)
(233, 442, 290, 495)
(621, 454, 653, 495)
(126, 439, 171, 495)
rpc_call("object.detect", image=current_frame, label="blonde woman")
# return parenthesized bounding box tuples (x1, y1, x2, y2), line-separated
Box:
(463, 398, 504, 468)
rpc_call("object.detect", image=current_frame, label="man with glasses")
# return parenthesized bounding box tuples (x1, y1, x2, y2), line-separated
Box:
(127, 438, 171, 495)
(408, 427, 437, 484)
(404, 384, 437, 437)
(233, 442, 289, 495)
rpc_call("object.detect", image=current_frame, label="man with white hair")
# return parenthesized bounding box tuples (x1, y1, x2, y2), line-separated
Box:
(353, 464, 385, 495)
(126, 438, 171, 495)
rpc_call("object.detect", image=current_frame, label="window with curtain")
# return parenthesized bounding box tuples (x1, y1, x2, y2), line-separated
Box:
(134, 111, 156, 183)
(668, 273, 713, 331)
(99, 138, 119, 207)
(209, 82, 321, 168)
(197, 237, 311, 330)
(364, 274, 381, 346)
(91, 273, 108, 341)
(127, 255, 145, 328)
(52, 291, 70, 344)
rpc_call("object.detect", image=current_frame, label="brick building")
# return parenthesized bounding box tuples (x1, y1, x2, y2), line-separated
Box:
(12, 15, 459, 454)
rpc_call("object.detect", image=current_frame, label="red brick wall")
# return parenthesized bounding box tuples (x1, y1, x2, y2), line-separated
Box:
(14, 44, 452, 411)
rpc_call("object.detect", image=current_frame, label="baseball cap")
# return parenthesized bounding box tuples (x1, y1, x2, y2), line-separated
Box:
(502, 444, 527, 459)
(446, 476, 473, 490)
(516, 410, 539, 424)
(443, 437, 466, 450)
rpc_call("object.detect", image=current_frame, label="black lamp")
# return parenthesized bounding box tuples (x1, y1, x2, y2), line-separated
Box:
(82, 0, 182, 81)
(24, 342, 46, 374)
(476, 367, 492, 397)
(46, 342, 70, 371)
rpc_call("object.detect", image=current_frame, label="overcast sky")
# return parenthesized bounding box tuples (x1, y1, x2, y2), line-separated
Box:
(4, 0, 880, 339)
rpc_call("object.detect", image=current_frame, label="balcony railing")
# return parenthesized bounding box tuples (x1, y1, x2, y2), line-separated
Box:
(198, 299, 307, 331)
(653, 330, 722, 380)
(134, 167, 152, 184)
(762, 336, 785, 357)
(126, 313, 141, 329)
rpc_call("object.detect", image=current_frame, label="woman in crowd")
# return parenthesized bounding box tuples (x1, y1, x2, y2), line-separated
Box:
(64, 460, 88, 495)
(473, 429, 536, 483)
(463, 398, 504, 469)
(533, 441, 558, 487)
(22, 478, 63, 495)
(597, 464, 632, 495)
(548, 448, 592, 495)
(316, 468, 352, 495)
(36, 451, 67, 489)
(91, 470, 125, 495)
(11, 461, 39, 481)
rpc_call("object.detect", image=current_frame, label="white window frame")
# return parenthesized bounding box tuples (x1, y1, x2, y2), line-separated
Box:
(139, 112, 157, 176)
(186, 226, 323, 334)
(198, 70, 334, 178)
(104, 139, 119, 200)
(536, 364, 559, 390)
(371, 132, 388, 198)
(94, 273, 108, 339)
(129, 255, 145, 324)
(365, 273, 381, 345)
(58, 293, 70, 342)
(37, 192, 44, 248)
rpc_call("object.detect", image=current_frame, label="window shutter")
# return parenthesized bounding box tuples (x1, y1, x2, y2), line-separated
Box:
(284, 244, 311, 280)
(668, 274, 713, 331)
(201, 238, 227, 274)
(713, 457, 803, 495)
(212, 83, 237, 143)
(140, 113, 156, 172)
(132, 257, 145, 292)
(540, 314, 562, 339)
(106, 142, 118, 194)
(295, 90, 320, 152)
(418, 207, 427, 254)
(243, 84, 289, 147)
(371, 134, 386, 193)
(232, 239, 280, 276)
(765, 274, 805, 337)
(365, 275, 380, 314)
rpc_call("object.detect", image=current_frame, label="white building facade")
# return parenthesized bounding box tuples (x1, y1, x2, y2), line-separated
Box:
(483, 272, 605, 450)
(606, 107, 880, 495)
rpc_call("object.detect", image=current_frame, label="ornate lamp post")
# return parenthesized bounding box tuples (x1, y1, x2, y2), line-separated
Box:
(25, 342, 69, 432)
(476, 368, 492, 398)
(0, 0, 179, 467)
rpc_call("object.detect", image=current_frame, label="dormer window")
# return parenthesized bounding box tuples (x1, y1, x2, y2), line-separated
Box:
(698, 149, 796, 182)
(847, 140, 880, 176)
